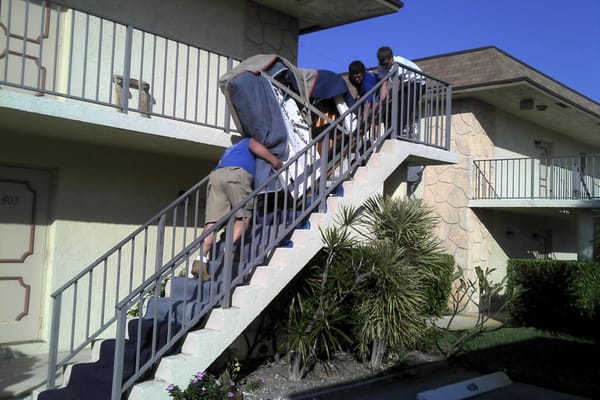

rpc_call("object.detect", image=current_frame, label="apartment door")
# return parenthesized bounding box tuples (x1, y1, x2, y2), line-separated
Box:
(0, 166, 50, 343)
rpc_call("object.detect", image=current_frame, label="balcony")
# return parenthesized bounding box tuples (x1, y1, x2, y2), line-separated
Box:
(0, 0, 239, 155)
(1, 0, 456, 162)
(471, 155, 600, 208)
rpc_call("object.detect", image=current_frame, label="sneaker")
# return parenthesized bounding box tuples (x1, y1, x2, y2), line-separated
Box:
(191, 260, 210, 281)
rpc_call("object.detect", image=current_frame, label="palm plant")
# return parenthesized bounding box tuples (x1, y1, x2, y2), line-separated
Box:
(353, 241, 427, 367)
(286, 207, 371, 381)
(285, 196, 448, 374)
(351, 195, 445, 368)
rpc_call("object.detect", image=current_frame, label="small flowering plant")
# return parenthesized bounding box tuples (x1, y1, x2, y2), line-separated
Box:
(166, 361, 264, 400)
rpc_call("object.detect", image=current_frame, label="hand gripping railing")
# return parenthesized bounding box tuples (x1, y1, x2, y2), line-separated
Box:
(45, 64, 452, 399)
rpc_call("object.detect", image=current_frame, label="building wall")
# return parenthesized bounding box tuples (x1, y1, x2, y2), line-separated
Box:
(422, 97, 599, 286)
(481, 209, 579, 271)
(56, 0, 299, 62)
(56, 0, 247, 58)
(1, 131, 214, 344)
(243, 1, 299, 63)
(1, 0, 301, 349)
(422, 98, 495, 280)
(494, 109, 594, 159)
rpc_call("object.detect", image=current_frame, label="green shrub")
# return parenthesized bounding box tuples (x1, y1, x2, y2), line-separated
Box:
(422, 253, 455, 316)
(507, 259, 600, 334)
(286, 206, 366, 381)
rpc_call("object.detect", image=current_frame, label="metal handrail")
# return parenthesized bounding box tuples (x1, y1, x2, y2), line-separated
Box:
(44, 61, 452, 398)
(1, 0, 238, 131)
(473, 155, 600, 200)
(472, 160, 500, 199)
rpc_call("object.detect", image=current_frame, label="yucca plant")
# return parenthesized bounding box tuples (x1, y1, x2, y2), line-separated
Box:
(351, 195, 445, 368)
(358, 194, 441, 256)
(285, 196, 448, 374)
(286, 206, 371, 381)
(353, 241, 428, 368)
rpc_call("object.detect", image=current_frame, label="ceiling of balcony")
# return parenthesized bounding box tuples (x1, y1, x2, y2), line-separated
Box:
(253, 0, 403, 33)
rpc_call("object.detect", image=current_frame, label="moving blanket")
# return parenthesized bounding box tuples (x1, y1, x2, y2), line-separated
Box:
(222, 70, 290, 189)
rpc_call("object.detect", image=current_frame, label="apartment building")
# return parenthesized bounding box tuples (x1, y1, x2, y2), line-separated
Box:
(1, 0, 410, 349)
(417, 46, 600, 283)
(0, 1, 455, 399)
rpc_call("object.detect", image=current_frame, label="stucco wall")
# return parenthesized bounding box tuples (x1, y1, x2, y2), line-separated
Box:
(482, 209, 579, 271)
(494, 109, 595, 159)
(1, 131, 215, 343)
(55, 0, 300, 63)
(56, 0, 247, 58)
(243, 2, 299, 63)
(422, 99, 495, 280)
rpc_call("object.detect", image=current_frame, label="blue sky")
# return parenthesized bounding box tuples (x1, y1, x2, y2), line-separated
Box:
(298, 0, 600, 103)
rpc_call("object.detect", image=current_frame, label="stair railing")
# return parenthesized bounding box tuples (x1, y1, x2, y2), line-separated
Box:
(45, 64, 452, 399)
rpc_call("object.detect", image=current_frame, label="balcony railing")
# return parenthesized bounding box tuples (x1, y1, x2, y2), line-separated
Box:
(1, 0, 237, 131)
(473, 155, 600, 200)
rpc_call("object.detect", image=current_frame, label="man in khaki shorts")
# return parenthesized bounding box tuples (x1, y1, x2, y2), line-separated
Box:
(192, 137, 282, 279)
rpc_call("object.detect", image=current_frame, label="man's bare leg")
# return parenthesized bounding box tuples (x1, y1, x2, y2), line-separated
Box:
(232, 217, 250, 244)
(201, 222, 215, 258)
(189, 222, 215, 279)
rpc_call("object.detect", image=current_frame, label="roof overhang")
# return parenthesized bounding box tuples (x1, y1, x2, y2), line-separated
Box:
(417, 47, 600, 148)
(253, 0, 403, 34)
(453, 79, 600, 147)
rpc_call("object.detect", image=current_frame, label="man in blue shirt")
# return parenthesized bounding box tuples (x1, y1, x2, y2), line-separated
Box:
(348, 60, 379, 119)
(348, 60, 379, 103)
(193, 137, 282, 279)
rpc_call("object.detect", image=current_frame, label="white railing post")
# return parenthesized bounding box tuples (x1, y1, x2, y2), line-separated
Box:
(110, 310, 127, 400)
(120, 24, 134, 114)
(224, 56, 234, 132)
(155, 214, 166, 273)
(530, 157, 535, 199)
(319, 135, 329, 213)
(46, 294, 62, 389)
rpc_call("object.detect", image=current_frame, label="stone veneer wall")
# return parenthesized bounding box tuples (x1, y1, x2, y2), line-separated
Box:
(422, 99, 497, 301)
(243, 2, 299, 63)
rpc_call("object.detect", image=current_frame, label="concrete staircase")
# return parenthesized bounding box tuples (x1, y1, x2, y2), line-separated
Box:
(126, 139, 437, 399)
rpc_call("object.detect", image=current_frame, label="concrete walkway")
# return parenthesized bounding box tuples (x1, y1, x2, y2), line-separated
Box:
(289, 363, 589, 400)
(433, 314, 504, 331)
(0, 347, 91, 400)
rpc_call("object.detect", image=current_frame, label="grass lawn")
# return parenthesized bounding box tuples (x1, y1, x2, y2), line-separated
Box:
(450, 326, 600, 398)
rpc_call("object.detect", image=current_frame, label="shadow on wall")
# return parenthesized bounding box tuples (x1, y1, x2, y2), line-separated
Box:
(0, 346, 36, 397)
(2, 134, 216, 227)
